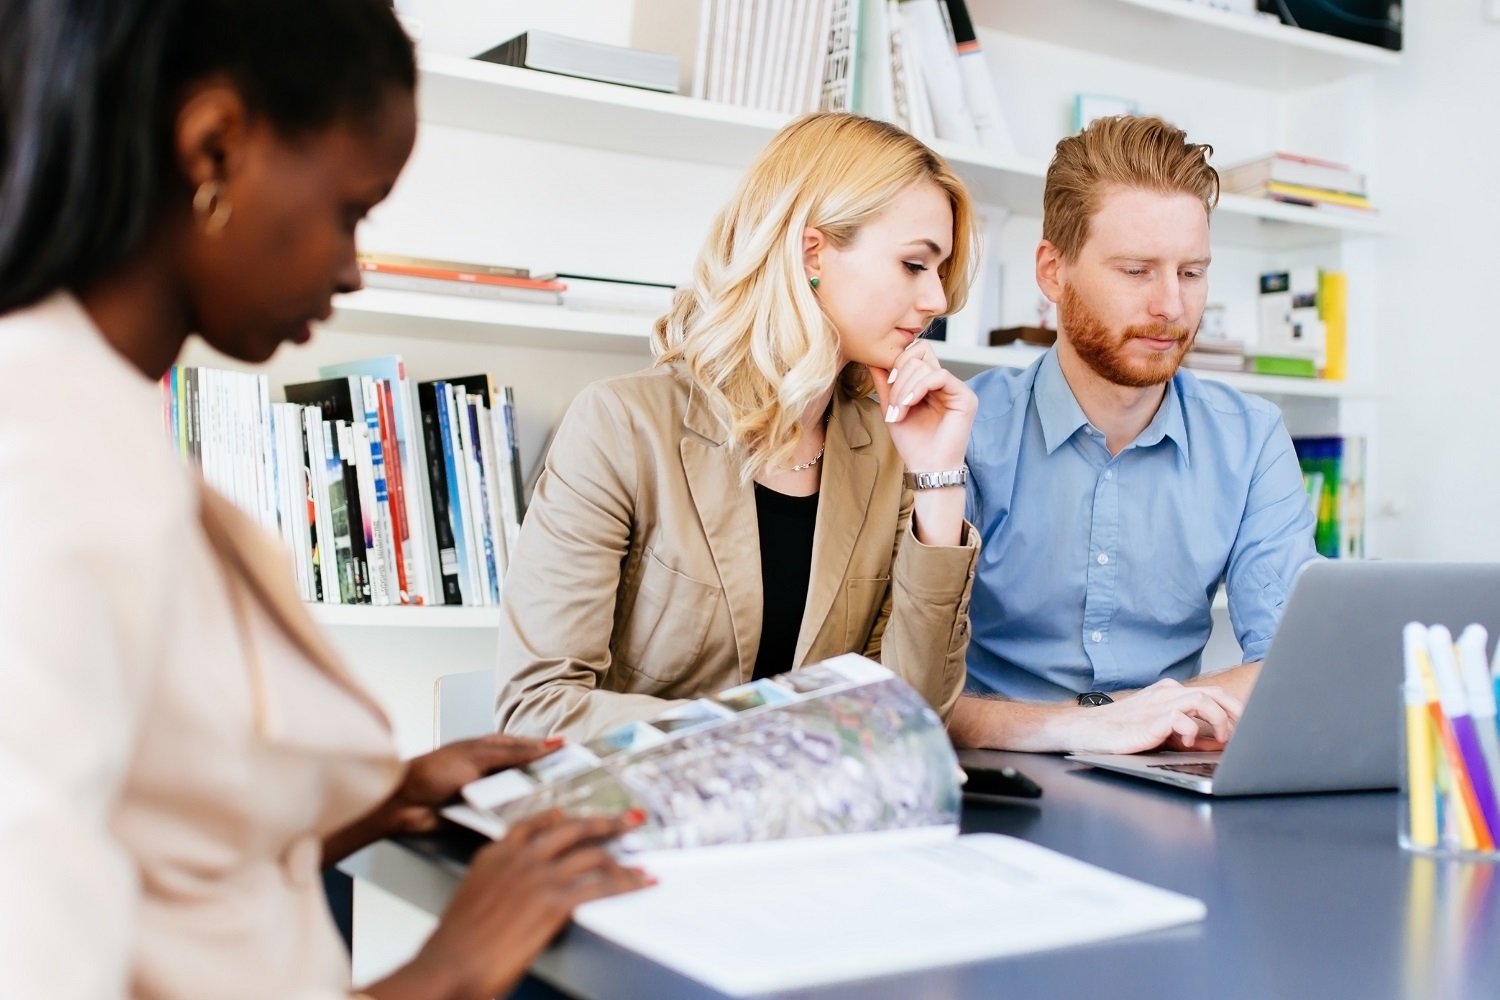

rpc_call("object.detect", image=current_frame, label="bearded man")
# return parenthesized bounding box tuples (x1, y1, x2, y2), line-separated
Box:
(949, 116, 1319, 755)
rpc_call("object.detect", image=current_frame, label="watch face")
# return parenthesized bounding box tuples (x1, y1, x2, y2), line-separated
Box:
(1078, 691, 1113, 707)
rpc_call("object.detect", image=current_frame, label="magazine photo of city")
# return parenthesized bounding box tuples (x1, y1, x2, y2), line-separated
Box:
(461, 656, 962, 851)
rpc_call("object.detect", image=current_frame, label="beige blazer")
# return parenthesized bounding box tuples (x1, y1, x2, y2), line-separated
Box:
(495, 366, 978, 742)
(0, 294, 398, 1000)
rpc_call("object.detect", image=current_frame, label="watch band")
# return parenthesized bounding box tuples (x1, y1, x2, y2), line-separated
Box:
(1077, 691, 1114, 707)
(903, 465, 968, 490)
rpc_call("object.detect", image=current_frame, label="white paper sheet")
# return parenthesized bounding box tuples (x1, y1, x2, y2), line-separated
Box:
(572, 830, 1206, 996)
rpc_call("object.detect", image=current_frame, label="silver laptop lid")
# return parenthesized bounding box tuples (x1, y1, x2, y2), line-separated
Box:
(1212, 560, 1500, 795)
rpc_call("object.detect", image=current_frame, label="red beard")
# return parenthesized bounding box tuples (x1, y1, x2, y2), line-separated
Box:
(1058, 283, 1195, 388)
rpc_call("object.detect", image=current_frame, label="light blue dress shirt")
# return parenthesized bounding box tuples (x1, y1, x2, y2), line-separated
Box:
(964, 348, 1319, 702)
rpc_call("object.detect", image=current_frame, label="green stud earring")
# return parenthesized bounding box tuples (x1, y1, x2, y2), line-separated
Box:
(809, 276, 820, 289)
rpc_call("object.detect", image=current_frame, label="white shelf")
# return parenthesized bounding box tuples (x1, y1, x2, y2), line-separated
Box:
(931, 341, 1367, 400)
(323, 289, 1364, 402)
(324, 288, 655, 355)
(969, 0, 1399, 90)
(415, 54, 1388, 249)
(307, 603, 501, 629)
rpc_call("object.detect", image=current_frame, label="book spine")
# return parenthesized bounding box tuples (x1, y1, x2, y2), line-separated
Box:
(392, 364, 437, 605)
(362, 376, 401, 606)
(501, 386, 527, 524)
(476, 402, 510, 581)
(490, 405, 523, 564)
(448, 385, 486, 605)
(351, 410, 388, 606)
(334, 421, 370, 603)
(417, 383, 463, 605)
(304, 406, 335, 603)
(943, 0, 1015, 154)
(901, 0, 979, 145)
(466, 397, 501, 605)
(434, 381, 475, 604)
(375, 380, 413, 604)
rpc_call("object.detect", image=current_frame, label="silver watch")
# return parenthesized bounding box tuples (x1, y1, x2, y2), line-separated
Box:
(903, 465, 968, 490)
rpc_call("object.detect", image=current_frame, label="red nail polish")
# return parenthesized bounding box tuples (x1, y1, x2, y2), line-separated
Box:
(542, 737, 565, 748)
(624, 807, 647, 825)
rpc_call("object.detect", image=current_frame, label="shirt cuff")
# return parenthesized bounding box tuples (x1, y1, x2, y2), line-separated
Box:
(895, 519, 978, 600)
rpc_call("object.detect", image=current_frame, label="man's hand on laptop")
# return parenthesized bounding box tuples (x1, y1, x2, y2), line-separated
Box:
(1067, 679, 1243, 755)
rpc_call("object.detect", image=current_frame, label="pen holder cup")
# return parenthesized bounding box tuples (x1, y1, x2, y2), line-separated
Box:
(1400, 690, 1500, 861)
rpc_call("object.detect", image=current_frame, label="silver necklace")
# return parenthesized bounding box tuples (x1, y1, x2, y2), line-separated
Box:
(790, 443, 825, 473)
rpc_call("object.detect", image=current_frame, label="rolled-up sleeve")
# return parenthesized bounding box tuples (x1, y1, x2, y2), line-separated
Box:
(1225, 422, 1320, 664)
(862, 486, 978, 720)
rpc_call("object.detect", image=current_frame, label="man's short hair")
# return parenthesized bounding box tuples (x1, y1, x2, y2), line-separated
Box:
(1042, 115, 1220, 263)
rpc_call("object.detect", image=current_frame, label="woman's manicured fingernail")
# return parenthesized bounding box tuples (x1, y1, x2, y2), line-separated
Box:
(885, 404, 898, 422)
(888, 367, 899, 382)
(624, 808, 647, 825)
(543, 737, 565, 747)
(901, 392, 915, 406)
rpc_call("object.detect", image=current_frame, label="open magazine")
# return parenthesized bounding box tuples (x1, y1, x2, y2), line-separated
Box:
(447, 654, 959, 847)
(445, 656, 1207, 997)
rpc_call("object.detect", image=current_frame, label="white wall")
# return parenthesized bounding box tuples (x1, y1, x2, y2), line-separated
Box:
(1370, 5, 1500, 559)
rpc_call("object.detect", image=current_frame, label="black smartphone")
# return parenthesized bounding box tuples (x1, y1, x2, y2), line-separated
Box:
(961, 761, 1043, 799)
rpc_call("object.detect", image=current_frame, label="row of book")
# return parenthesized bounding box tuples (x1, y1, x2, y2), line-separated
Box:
(160, 357, 526, 607)
(1221, 151, 1376, 217)
(691, 0, 1013, 153)
(1293, 435, 1364, 560)
(357, 252, 678, 314)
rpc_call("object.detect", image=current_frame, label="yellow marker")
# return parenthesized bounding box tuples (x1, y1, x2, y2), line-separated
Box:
(1403, 624, 1439, 849)
(1416, 641, 1480, 852)
(1404, 702, 1439, 848)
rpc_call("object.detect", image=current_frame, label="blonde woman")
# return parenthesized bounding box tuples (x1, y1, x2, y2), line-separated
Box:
(495, 113, 981, 741)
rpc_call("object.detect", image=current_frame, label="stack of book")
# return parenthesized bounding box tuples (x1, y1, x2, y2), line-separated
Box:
(1293, 434, 1365, 560)
(1220, 152, 1376, 217)
(690, 0, 1014, 154)
(161, 356, 525, 608)
(357, 252, 565, 305)
(1183, 338, 1247, 373)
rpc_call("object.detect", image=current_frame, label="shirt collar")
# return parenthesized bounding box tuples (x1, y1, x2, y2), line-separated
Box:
(1033, 346, 1191, 462)
(1034, 347, 1093, 454)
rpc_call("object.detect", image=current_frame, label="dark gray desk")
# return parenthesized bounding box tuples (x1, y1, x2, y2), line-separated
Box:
(344, 750, 1500, 999)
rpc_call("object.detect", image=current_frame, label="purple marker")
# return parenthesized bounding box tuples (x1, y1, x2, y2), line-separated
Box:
(1429, 625, 1500, 846)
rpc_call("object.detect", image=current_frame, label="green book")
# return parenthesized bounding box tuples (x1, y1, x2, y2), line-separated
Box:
(1250, 355, 1318, 378)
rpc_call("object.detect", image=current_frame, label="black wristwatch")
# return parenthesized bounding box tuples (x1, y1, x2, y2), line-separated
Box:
(1077, 691, 1114, 707)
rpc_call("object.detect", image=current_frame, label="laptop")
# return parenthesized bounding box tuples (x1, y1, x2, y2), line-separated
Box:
(1067, 561, 1500, 796)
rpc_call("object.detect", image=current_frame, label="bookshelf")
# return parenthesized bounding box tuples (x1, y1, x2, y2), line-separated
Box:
(412, 53, 1388, 250)
(966, 0, 1399, 90)
(325, 288, 654, 353)
(324, 287, 1369, 401)
(308, 604, 502, 629)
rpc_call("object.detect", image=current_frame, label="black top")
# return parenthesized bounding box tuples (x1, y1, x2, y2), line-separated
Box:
(751, 483, 819, 680)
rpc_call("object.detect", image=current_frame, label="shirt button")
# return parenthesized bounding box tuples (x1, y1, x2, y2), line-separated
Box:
(1097, 553, 1109, 565)
(1104, 470, 1113, 480)
(1091, 631, 1103, 643)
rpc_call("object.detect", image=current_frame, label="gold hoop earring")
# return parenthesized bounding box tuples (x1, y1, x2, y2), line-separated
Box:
(192, 180, 232, 236)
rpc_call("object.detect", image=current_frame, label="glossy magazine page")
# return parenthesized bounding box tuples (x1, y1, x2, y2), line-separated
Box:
(449, 654, 961, 850)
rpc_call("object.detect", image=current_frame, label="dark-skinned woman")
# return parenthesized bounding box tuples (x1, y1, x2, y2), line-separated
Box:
(0, 2, 650, 999)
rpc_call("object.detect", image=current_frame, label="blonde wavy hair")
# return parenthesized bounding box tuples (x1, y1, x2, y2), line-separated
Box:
(652, 112, 977, 481)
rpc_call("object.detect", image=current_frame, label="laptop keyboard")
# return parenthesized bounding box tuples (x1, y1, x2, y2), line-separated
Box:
(1148, 762, 1219, 778)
